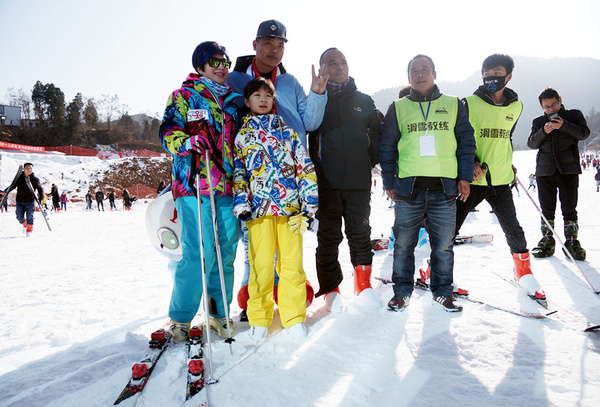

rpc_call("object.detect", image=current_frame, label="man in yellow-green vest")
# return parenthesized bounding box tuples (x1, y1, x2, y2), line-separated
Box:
(455, 54, 546, 302)
(380, 54, 476, 312)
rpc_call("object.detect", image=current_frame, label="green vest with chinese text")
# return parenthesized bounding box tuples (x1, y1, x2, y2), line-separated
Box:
(394, 95, 459, 179)
(465, 95, 522, 186)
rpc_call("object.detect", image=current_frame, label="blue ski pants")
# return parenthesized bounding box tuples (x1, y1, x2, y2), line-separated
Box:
(169, 195, 239, 323)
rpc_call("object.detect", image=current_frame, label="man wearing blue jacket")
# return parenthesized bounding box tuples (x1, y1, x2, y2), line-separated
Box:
(228, 19, 328, 148)
(380, 55, 476, 313)
(228, 19, 328, 320)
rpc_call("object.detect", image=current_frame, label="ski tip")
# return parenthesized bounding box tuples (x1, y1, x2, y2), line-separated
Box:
(584, 325, 600, 332)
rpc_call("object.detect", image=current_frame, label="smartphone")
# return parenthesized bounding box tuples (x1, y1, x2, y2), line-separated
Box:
(548, 112, 560, 121)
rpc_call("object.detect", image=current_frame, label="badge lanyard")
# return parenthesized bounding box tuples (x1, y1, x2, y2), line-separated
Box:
(418, 99, 436, 157)
(419, 99, 432, 134)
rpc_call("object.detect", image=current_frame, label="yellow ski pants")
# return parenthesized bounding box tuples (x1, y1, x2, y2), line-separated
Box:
(247, 216, 307, 328)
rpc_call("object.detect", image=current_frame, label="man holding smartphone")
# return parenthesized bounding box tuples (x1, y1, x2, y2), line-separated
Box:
(527, 88, 590, 260)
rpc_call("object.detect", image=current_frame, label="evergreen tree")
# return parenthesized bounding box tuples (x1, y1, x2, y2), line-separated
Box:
(83, 99, 99, 127)
(66, 93, 84, 143)
(30, 81, 66, 128)
(31, 81, 47, 122)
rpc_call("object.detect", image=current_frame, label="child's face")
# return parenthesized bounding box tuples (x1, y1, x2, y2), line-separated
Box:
(245, 88, 274, 115)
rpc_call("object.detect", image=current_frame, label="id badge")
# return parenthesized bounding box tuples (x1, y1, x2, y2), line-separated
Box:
(420, 134, 436, 157)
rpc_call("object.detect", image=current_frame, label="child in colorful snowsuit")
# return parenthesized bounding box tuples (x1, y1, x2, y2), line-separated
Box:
(233, 78, 318, 339)
(160, 41, 241, 343)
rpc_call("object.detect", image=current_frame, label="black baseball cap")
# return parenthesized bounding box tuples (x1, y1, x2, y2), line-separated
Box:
(256, 19, 287, 42)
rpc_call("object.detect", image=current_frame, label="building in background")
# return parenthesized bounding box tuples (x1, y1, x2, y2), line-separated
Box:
(0, 105, 21, 126)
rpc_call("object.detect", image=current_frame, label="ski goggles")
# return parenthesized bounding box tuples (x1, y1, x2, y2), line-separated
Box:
(206, 58, 232, 69)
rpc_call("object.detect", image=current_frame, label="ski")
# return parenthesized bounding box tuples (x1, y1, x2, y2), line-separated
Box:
(453, 234, 494, 245)
(490, 270, 600, 332)
(489, 269, 547, 308)
(24, 176, 52, 232)
(374, 276, 469, 297)
(113, 327, 172, 406)
(185, 325, 209, 407)
(376, 275, 557, 319)
(0, 165, 23, 209)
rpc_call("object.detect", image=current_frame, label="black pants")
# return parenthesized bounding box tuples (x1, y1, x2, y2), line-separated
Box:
(315, 179, 372, 297)
(536, 173, 579, 223)
(455, 184, 527, 253)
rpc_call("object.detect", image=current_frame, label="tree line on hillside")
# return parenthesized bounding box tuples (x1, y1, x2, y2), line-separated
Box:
(0, 81, 162, 152)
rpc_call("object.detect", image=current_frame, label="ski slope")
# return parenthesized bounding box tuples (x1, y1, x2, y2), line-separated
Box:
(1, 149, 600, 407)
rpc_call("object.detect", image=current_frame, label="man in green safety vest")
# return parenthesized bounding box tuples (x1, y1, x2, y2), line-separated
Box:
(380, 55, 476, 312)
(455, 54, 546, 302)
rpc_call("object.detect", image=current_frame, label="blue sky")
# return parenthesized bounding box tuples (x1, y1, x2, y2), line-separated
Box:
(1, 0, 598, 118)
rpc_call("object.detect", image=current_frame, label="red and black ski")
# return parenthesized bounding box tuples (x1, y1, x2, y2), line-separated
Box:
(113, 327, 172, 405)
(184, 325, 209, 406)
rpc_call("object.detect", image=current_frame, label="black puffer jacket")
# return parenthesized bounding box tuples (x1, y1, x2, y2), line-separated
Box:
(12, 173, 43, 203)
(308, 77, 382, 189)
(527, 105, 590, 176)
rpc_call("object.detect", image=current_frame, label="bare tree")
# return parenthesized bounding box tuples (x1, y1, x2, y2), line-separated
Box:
(4, 87, 32, 119)
(99, 94, 120, 130)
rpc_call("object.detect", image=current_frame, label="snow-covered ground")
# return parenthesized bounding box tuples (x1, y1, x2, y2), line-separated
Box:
(1, 149, 600, 407)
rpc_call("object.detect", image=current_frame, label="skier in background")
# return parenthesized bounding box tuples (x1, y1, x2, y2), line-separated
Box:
(0, 189, 8, 212)
(5, 162, 44, 236)
(528, 174, 536, 191)
(157, 180, 166, 195)
(107, 189, 117, 210)
(95, 188, 105, 211)
(122, 188, 132, 210)
(85, 190, 93, 211)
(51, 184, 60, 211)
(60, 192, 68, 211)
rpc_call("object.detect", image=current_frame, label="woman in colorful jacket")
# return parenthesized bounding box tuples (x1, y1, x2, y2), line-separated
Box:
(233, 78, 318, 340)
(159, 41, 241, 343)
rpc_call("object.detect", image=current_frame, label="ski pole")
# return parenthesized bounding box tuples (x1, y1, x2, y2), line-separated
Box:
(205, 151, 235, 353)
(25, 176, 52, 231)
(195, 175, 218, 385)
(516, 176, 600, 294)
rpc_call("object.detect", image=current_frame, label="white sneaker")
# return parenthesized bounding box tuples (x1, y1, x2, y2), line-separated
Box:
(356, 288, 382, 309)
(248, 326, 268, 341)
(325, 291, 343, 313)
(285, 322, 307, 339)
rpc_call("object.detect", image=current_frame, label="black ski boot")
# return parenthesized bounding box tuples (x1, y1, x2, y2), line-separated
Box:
(563, 221, 586, 260)
(532, 219, 555, 258)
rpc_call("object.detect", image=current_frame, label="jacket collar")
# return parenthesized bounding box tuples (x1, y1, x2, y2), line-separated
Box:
(473, 86, 519, 106)
(408, 85, 442, 102)
(233, 55, 287, 75)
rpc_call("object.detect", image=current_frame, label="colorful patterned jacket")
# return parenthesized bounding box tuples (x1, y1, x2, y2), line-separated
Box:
(233, 114, 318, 219)
(159, 73, 240, 199)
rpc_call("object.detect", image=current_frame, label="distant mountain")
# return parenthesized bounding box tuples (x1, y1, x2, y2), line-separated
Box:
(371, 56, 600, 150)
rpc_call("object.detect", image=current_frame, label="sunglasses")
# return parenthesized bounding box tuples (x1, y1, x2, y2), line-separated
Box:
(206, 58, 232, 69)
